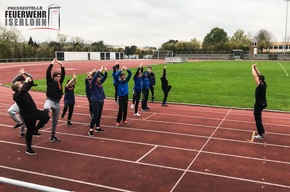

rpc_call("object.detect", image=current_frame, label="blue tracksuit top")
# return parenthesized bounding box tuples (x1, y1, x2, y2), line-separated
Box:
(115, 69, 132, 96)
(133, 67, 142, 92)
(90, 71, 107, 101)
(142, 72, 150, 89)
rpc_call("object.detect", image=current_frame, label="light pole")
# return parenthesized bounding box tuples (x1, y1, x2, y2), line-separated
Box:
(284, 0, 290, 53)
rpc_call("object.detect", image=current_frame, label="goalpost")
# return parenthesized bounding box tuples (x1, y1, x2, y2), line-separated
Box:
(152, 50, 173, 59)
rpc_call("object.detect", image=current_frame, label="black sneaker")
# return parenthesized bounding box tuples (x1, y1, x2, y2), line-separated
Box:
(95, 128, 105, 133)
(26, 148, 37, 155)
(67, 121, 72, 127)
(19, 133, 26, 138)
(49, 135, 61, 142)
(13, 123, 23, 129)
(88, 131, 94, 137)
(33, 131, 41, 136)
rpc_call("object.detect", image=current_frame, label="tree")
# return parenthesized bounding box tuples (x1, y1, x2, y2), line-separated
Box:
(160, 39, 178, 51)
(202, 27, 228, 51)
(229, 29, 251, 50)
(254, 29, 273, 52)
(91, 41, 107, 51)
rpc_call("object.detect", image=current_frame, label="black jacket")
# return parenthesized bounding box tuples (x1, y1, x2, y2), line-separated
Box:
(46, 64, 65, 101)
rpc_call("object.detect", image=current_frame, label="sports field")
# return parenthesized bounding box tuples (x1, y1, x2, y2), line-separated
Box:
(0, 60, 290, 191)
(32, 60, 290, 111)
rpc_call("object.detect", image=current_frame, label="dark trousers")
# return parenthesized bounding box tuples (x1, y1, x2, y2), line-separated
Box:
(117, 95, 128, 122)
(142, 88, 149, 110)
(86, 93, 92, 117)
(149, 86, 154, 101)
(114, 84, 118, 102)
(162, 86, 172, 104)
(62, 102, 75, 120)
(254, 104, 267, 135)
(90, 100, 104, 128)
(23, 110, 50, 148)
(133, 90, 141, 113)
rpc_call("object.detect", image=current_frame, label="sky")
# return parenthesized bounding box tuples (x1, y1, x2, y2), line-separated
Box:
(1, 0, 289, 48)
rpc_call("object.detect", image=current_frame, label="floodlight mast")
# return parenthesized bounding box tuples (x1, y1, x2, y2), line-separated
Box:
(284, 0, 290, 53)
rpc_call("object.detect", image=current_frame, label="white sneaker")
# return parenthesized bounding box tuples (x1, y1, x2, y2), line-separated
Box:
(134, 112, 141, 117)
(131, 104, 135, 109)
(253, 134, 264, 139)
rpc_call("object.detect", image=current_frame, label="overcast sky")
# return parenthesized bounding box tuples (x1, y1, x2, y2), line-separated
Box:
(1, 0, 289, 48)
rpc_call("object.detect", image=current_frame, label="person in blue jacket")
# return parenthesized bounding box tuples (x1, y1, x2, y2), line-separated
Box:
(131, 63, 143, 117)
(88, 65, 107, 137)
(112, 63, 120, 103)
(61, 73, 77, 126)
(141, 71, 150, 111)
(115, 66, 132, 127)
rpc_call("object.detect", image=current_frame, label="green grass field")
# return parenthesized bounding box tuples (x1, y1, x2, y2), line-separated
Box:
(31, 60, 290, 111)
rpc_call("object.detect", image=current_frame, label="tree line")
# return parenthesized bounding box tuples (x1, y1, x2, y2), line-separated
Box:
(0, 24, 274, 60)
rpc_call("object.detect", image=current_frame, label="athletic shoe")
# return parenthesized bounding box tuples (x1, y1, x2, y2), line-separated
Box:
(26, 148, 37, 155)
(49, 135, 61, 142)
(115, 123, 120, 127)
(253, 134, 264, 140)
(141, 108, 148, 112)
(131, 104, 135, 109)
(88, 131, 94, 137)
(162, 104, 168, 107)
(33, 131, 41, 136)
(95, 128, 105, 133)
(134, 113, 141, 117)
(123, 121, 129, 125)
(13, 123, 23, 129)
(19, 133, 26, 138)
(67, 121, 72, 127)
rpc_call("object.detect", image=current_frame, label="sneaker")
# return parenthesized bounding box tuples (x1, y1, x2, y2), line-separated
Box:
(123, 121, 129, 125)
(19, 133, 26, 138)
(33, 131, 41, 136)
(95, 128, 105, 133)
(67, 121, 72, 127)
(115, 122, 120, 127)
(253, 134, 264, 140)
(13, 123, 23, 129)
(131, 104, 135, 109)
(26, 148, 37, 155)
(162, 104, 168, 107)
(88, 131, 94, 137)
(146, 107, 150, 110)
(134, 113, 141, 117)
(49, 135, 61, 142)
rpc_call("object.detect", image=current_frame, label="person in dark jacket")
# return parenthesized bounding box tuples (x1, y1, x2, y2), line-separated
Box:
(141, 71, 150, 111)
(131, 63, 143, 116)
(160, 66, 172, 107)
(61, 73, 77, 126)
(147, 66, 156, 102)
(12, 69, 49, 155)
(8, 69, 36, 137)
(85, 71, 94, 119)
(43, 58, 65, 142)
(88, 65, 107, 137)
(112, 63, 120, 103)
(114, 66, 132, 127)
(252, 64, 267, 140)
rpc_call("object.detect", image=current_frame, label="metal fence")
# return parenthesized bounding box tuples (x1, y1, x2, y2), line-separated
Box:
(0, 58, 54, 63)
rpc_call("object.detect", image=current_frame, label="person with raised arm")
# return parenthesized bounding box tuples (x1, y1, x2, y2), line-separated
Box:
(251, 63, 267, 140)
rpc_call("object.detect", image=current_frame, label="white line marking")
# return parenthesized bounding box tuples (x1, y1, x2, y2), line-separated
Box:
(136, 145, 158, 162)
(0, 166, 133, 192)
(170, 109, 232, 192)
(278, 62, 289, 76)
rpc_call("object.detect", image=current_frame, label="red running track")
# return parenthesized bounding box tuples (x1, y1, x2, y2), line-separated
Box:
(0, 60, 289, 192)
